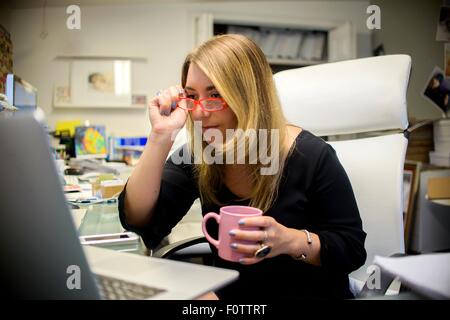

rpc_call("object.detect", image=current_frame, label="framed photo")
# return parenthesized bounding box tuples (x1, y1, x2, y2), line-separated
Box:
(403, 161, 421, 248)
(53, 85, 71, 106)
(131, 93, 147, 107)
(70, 59, 132, 107)
(422, 66, 450, 117)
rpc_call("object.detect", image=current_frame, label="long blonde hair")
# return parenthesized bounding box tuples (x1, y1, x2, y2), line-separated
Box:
(181, 34, 291, 212)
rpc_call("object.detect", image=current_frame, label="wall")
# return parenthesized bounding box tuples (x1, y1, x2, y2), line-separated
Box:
(10, 1, 371, 136)
(0, 2, 12, 32)
(371, 0, 443, 121)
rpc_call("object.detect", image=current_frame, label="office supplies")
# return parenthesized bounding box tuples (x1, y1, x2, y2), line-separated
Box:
(5, 73, 37, 112)
(0, 114, 238, 299)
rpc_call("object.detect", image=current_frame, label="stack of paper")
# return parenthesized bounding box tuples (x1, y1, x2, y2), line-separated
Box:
(430, 119, 450, 167)
(374, 254, 450, 299)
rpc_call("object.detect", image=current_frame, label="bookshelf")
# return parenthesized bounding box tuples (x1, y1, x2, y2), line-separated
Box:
(195, 13, 356, 73)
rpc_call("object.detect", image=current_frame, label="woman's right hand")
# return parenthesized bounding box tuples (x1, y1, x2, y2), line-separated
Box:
(148, 85, 188, 137)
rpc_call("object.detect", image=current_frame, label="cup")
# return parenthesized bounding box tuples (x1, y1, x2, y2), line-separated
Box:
(202, 205, 263, 262)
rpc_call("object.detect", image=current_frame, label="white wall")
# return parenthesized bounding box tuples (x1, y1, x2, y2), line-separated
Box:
(0, 2, 12, 32)
(11, 1, 370, 136)
(372, 0, 443, 121)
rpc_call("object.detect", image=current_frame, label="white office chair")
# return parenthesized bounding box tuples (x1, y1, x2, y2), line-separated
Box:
(156, 54, 412, 297)
(274, 54, 412, 295)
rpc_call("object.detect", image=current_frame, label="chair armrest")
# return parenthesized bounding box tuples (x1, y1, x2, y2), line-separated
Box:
(356, 253, 407, 299)
(153, 236, 209, 258)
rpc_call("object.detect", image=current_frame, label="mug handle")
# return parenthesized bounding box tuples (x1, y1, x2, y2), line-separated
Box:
(202, 212, 220, 249)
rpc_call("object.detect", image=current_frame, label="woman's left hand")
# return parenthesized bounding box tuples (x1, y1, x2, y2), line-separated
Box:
(229, 216, 294, 265)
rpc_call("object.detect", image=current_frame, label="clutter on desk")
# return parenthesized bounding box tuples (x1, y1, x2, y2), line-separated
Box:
(92, 174, 125, 199)
(68, 158, 119, 175)
(108, 135, 147, 165)
(63, 184, 82, 193)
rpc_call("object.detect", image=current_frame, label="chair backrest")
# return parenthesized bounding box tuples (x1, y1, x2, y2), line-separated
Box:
(274, 55, 412, 285)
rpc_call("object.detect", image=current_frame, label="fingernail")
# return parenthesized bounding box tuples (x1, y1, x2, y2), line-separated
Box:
(228, 230, 236, 236)
(239, 258, 245, 264)
(230, 243, 237, 249)
(171, 101, 177, 109)
(156, 90, 161, 96)
(238, 220, 245, 226)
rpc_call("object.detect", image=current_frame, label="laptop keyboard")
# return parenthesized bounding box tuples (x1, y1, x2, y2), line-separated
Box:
(96, 274, 166, 300)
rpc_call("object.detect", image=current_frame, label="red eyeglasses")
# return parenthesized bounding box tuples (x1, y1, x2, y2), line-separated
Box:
(176, 98, 228, 112)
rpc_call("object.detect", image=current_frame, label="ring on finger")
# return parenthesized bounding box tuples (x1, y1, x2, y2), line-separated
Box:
(263, 230, 268, 243)
(254, 243, 271, 258)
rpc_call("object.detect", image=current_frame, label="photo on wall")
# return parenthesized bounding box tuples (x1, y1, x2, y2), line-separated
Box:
(422, 66, 450, 117)
(70, 59, 132, 108)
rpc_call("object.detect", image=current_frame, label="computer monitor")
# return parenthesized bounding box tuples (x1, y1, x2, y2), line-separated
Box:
(5, 74, 37, 112)
(74, 125, 108, 159)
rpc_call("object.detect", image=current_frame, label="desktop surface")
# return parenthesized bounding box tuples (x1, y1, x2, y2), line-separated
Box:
(76, 202, 147, 255)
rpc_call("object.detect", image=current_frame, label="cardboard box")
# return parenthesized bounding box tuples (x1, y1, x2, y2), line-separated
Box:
(92, 179, 125, 199)
(427, 176, 450, 199)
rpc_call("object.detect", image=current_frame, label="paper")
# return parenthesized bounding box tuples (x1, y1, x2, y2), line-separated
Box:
(374, 254, 450, 299)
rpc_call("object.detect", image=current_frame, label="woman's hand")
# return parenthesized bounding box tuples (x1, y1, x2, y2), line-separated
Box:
(228, 216, 296, 265)
(148, 85, 188, 137)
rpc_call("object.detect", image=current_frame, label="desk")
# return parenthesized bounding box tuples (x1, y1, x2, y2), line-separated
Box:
(76, 202, 147, 255)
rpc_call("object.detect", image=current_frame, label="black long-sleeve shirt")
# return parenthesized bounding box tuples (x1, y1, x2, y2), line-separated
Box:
(118, 130, 367, 299)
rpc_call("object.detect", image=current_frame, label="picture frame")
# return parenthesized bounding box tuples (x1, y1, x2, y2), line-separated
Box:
(69, 59, 132, 108)
(422, 66, 450, 117)
(403, 160, 421, 248)
(53, 85, 71, 106)
(131, 93, 148, 108)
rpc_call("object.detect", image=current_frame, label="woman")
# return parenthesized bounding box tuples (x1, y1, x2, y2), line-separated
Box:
(119, 34, 366, 299)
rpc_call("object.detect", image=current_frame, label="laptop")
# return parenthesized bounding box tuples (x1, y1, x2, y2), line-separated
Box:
(0, 114, 238, 299)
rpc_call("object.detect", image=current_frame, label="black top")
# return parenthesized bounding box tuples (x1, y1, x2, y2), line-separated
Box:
(118, 130, 367, 299)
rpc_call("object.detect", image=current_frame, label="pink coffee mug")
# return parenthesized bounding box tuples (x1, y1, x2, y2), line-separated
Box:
(202, 205, 263, 262)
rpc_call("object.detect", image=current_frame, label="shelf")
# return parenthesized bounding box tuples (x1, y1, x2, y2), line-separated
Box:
(267, 58, 324, 66)
(54, 56, 148, 62)
(53, 104, 145, 110)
